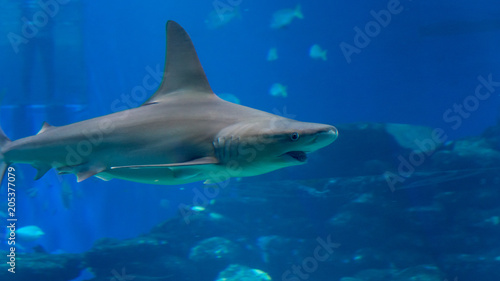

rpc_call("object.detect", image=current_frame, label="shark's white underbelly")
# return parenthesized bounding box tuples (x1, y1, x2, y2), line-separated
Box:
(100, 164, 224, 185)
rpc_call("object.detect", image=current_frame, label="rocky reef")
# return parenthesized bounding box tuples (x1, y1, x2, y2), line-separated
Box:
(1, 122, 499, 281)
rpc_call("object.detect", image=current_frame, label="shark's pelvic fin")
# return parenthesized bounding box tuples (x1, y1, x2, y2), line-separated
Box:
(143, 21, 214, 105)
(37, 122, 54, 135)
(94, 174, 113, 181)
(32, 163, 52, 180)
(56, 163, 106, 183)
(76, 166, 106, 182)
(110, 156, 218, 170)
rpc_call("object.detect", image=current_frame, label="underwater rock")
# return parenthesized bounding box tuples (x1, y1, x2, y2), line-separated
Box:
(348, 248, 393, 270)
(432, 178, 500, 211)
(256, 235, 310, 265)
(215, 264, 272, 281)
(209, 194, 332, 238)
(326, 197, 400, 250)
(339, 277, 364, 281)
(385, 123, 443, 153)
(255, 234, 349, 279)
(392, 264, 444, 281)
(349, 268, 394, 281)
(188, 237, 243, 278)
(0, 252, 83, 281)
(85, 236, 197, 281)
(439, 253, 500, 281)
(482, 122, 500, 149)
(189, 236, 242, 263)
(430, 137, 500, 170)
(150, 206, 245, 241)
(386, 248, 433, 271)
(84, 255, 198, 281)
(347, 264, 444, 281)
(403, 204, 447, 230)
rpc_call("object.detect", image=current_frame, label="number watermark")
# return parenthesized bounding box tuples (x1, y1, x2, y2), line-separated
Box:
(6, 166, 17, 273)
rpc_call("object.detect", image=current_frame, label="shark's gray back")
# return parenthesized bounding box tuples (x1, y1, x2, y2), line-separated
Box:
(3, 92, 274, 166)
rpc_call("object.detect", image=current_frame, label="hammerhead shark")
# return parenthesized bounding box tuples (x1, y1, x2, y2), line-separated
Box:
(0, 21, 337, 186)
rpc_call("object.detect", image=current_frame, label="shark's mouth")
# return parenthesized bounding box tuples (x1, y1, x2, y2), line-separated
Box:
(284, 151, 307, 162)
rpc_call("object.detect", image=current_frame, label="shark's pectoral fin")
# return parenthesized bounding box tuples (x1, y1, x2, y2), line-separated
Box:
(110, 156, 218, 170)
(173, 156, 218, 166)
(108, 157, 218, 184)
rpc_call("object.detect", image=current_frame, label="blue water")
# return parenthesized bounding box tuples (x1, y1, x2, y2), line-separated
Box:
(0, 0, 499, 280)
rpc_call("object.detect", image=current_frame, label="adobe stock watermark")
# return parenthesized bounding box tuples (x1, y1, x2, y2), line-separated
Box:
(110, 267, 135, 281)
(443, 74, 500, 130)
(384, 73, 500, 191)
(212, 0, 243, 21)
(178, 107, 297, 224)
(109, 64, 163, 111)
(339, 0, 404, 64)
(7, 0, 70, 54)
(281, 235, 340, 281)
(58, 64, 163, 169)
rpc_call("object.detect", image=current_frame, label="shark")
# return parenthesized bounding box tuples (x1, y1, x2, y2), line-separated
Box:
(0, 21, 338, 186)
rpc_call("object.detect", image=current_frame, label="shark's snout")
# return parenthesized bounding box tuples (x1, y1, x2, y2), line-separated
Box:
(314, 125, 338, 145)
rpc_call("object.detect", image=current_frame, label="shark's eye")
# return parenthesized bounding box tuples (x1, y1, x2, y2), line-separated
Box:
(290, 132, 300, 141)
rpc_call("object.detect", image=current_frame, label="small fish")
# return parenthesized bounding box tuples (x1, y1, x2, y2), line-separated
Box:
(209, 212, 223, 220)
(16, 225, 45, 242)
(205, 6, 241, 29)
(267, 47, 278, 61)
(217, 93, 241, 104)
(270, 4, 304, 29)
(191, 206, 206, 212)
(309, 44, 327, 61)
(269, 83, 288, 98)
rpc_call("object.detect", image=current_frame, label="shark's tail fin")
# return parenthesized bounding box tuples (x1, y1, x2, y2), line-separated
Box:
(0, 125, 11, 187)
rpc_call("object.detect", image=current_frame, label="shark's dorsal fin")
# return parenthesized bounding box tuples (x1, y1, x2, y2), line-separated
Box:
(143, 21, 214, 105)
(37, 122, 54, 135)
